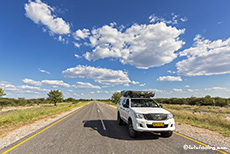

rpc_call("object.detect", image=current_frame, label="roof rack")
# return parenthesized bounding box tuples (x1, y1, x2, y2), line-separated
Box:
(121, 90, 155, 98)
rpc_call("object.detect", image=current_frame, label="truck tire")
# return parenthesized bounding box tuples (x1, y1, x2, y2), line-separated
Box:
(128, 120, 138, 138)
(117, 112, 124, 125)
(160, 131, 173, 137)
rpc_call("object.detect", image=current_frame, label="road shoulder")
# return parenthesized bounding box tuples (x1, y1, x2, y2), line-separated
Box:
(0, 105, 85, 150)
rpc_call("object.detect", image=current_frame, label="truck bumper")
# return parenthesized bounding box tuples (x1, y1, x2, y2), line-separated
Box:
(133, 118, 175, 132)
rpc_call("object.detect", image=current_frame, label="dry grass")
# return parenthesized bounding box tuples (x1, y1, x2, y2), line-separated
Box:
(162, 104, 230, 136)
(0, 101, 91, 135)
(163, 104, 230, 114)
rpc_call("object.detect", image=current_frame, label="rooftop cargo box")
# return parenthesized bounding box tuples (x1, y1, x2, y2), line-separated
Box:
(121, 90, 155, 98)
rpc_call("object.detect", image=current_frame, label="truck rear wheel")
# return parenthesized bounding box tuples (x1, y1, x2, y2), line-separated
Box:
(117, 112, 124, 125)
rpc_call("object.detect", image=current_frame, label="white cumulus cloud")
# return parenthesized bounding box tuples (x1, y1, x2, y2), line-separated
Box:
(144, 88, 169, 95)
(25, 0, 70, 35)
(73, 29, 90, 40)
(177, 35, 230, 76)
(62, 65, 131, 86)
(187, 89, 199, 92)
(205, 87, 227, 91)
(181, 17, 188, 22)
(173, 88, 183, 92)
(74, 54, 81, 58)
(167, 70, 176, 74)
(157, 76, 182, 82)
(18, 85, 49, 92)
(96, 90, 110, 94)
(149, 13, 181, 25)
(139, 83, 146, 87)
(73, 42, 81, 48)
(41, 80, 70, 88)
(0, 81, 19, 91)
(131, 81, 140, 85)
(73, 82, 101, 89)
(39, 68, 51, 74)
(83, 22, 185, 69)
(22, 78, 42, 86)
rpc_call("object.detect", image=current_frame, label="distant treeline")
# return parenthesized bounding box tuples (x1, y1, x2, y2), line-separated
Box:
(0, 97, 93, 107)
(110, 92, 230, 107)
(155, 95, 230, 107)
(1, 96, 229, 108)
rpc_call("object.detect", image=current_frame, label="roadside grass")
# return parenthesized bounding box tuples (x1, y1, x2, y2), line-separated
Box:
(99, 101, 230, 137)
(0, 101, 91, 130)
(159, 104, 230, 137)
(162, 104, 230, 114)
(166, 108, 230, 136)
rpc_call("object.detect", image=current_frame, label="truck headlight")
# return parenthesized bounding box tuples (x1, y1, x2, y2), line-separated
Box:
(134, 113, 144, 119)
(168, 113, 173, 119)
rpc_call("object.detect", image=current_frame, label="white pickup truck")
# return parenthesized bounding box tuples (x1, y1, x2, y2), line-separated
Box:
(117, 91, 175, 138)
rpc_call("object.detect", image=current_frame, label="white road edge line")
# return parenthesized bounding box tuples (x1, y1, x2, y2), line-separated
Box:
(100, 119, 106, 130)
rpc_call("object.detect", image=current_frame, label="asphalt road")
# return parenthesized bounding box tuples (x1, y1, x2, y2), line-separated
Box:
(1, 102, 225, 154)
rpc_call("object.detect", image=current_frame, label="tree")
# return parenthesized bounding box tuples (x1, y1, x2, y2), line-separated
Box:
(203, 95, 213, 106)
(215, 97, 228, 107)
(16, 97, 27, 106)
(0, 88, 6, 97)
(0, 88, 6, 108)
(47, 90, 63, 106)
(111, 92, 122, 104)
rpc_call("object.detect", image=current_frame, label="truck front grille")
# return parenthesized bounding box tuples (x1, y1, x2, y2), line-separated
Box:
(144, 113, 168, 120)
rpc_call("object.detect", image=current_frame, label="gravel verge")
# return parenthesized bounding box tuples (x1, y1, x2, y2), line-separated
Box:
(175, 122, 229, 153)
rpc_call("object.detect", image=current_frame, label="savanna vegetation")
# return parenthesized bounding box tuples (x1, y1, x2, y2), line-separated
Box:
(1, 89, 229, 137)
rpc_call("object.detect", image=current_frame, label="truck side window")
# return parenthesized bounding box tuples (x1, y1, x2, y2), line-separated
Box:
(122, 99, 126, 105)
(123, 99, 129, 107)
(118, 99, 123, 105)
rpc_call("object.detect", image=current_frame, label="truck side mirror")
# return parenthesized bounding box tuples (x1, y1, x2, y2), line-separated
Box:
(123, 104, 129, 108)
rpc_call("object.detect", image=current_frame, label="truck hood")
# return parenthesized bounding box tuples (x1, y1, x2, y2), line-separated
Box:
(131, 107, 170, 114)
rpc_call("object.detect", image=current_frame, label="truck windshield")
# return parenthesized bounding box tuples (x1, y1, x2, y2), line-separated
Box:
(131, 99, 159, 107)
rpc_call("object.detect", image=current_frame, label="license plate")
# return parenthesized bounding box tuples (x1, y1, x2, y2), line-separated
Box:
(152, 123, 164, 127)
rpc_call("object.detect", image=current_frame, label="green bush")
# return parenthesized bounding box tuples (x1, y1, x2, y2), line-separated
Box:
(64, 97, 76, 102)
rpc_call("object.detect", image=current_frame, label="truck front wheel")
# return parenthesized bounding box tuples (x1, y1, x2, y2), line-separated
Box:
(128, 120, 138, 138)
(160, 131, 173, 137)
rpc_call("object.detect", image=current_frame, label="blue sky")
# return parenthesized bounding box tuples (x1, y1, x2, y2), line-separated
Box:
(1, 0, 230, 99)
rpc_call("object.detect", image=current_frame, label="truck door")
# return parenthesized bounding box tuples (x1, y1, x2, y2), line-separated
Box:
(121, 98, 130, 122)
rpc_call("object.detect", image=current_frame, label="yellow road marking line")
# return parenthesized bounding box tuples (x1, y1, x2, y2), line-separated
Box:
(2, 105, 88, 154)
(103, 102, 228, 154)
(173, 132, 228, 154)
